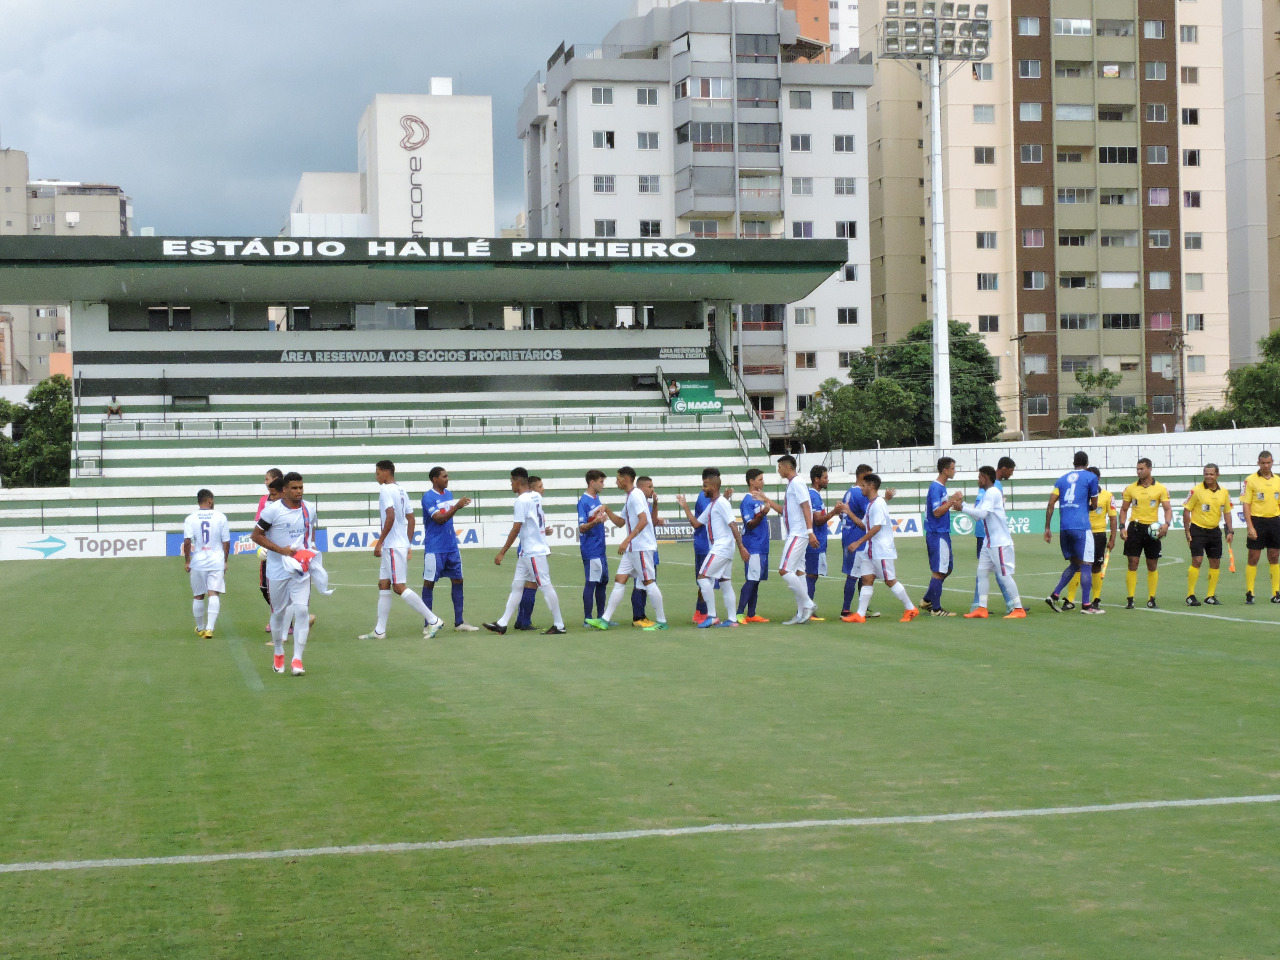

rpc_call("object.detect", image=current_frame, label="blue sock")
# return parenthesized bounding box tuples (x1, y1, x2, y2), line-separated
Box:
(517, 586, 538, 627)
(631, 586, 646, 621)
(595, 582, 606, 617)
(747, 580, 761, 616)
(582, 582, 595, 619)
(421, 583, 435, 627)
(1080, 569, 1093, 605)
(843, 576, 858, 613)
(1053, 565, 1076, 597)
(805, 576, 816, 600)
(451, 581, 465, 626)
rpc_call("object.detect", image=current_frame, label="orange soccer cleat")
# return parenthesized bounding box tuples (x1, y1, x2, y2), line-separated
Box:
(841, 612, 866, 623)
(1003, 608, 1027, 619)
(899, 608, 919, 623)
(963, 607, 990, 619)
(272, 654, 286, 673)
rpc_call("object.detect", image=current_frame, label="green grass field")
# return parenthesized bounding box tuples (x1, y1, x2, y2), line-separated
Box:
(2, 538, 1277, 959)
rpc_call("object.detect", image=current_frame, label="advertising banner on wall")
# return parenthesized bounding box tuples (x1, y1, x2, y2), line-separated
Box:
(0, 531, 168, 562)
(163, 530, 331, 558)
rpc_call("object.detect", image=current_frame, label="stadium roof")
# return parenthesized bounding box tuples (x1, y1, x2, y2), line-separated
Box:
(0, 236, 848, 304)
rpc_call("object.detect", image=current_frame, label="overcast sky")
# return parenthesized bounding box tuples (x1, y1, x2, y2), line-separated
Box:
(0, 0, 635, 236)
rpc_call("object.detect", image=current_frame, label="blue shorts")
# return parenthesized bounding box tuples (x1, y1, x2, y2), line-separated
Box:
(742, 551, 769, 582)
(582, 556, 609, 584)
(805, 545, 828, 577)
(1059, 529, 1094, 563)
(841, 544, 864, 576)
(422, 550, 463, 582)
(693, 549, 707, 579)
(925, 532, 953, 575)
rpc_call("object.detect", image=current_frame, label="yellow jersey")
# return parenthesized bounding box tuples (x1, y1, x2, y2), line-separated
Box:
(1183, 483, 1232, 530)
(1122, 481, 1170, 525)
(1242, 472, 1280, 519)
(1089, 489, 1117, 533)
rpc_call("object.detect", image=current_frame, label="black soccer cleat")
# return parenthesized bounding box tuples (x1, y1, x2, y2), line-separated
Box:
(1272, 593, 1280, 604)
(1045, 595, 1062, 613)
(1245, 591, 1255, 605)
(1146, 597, 1158, 609)
(1061, 600, 1076, 611)
(1091, 598, 1103, 611)
(513, 622, 538, 631)
(1125, 598, 1135, 609)
(1185, 595, 1201, 607)
(1203, 596, 1221, 605)
(482, 621, 507, 635)
(541, 625, 567, 635)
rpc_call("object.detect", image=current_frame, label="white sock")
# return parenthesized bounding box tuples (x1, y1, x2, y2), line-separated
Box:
(698, 578, 718, 619)
(602, 581, 626, 621)
(996, 571, 1021, 609)
(889, 582, 914, 611)
(540, 584, 564, 629)
(374, 590, 393, 633)
(787, 571, 809, 614)
(498, 580, 523, 627)
(291, 604, 310, 659)
(206, 595, 220, 631)
(976, 580, 990, 609)
(646, 581, 667, 623)
(399, 588, 440, 624)
(857, 582, 873, 616)
(271, 600, 289, 652)
(720, 580, 736, 620)
(192, 598, 206, 630)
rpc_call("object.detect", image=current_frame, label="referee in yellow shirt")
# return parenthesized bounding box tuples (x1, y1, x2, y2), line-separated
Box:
(1242, 449, 1280, 604)
(1183, 463, 1233, 606)
(1118, 457, 1172, 609)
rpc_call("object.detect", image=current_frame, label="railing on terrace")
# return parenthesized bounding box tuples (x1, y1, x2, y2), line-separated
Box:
(708, 332, 772, 452)
(739, 321, 783, 332)
(741, 364, 784, 376)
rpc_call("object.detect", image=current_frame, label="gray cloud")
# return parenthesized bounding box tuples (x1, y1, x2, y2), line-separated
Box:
(0, 0, 633, 235)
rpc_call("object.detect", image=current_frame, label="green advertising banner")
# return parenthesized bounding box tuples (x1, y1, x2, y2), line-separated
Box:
(668, 379, 722, 415)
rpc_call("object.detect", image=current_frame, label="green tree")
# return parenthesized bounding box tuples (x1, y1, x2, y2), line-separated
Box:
(1059, 367, 1122, 438)
(1189, 331, 1280, 430)
(0, 374, 73, 487)
(794, 377, 921, 451)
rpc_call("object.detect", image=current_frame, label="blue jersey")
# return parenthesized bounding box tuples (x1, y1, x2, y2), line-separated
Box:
(421, 488, 458, 553)
(841, 485, 870, 553)
(925, 480, 952, 535)
(692, 491, 713, 553)
(973, 478, 1004, 539)
(1054, 469, 1100, 531)
(740, 493, 771, 554)
(577, 492, 607, 560)
(808, 488, 829, 548)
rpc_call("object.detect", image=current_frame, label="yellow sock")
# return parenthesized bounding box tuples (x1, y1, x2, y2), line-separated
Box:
(1126, 570, 1138, 599)
(1270, 563, 1279, 596)
(1207, 567, 1220, 597)
(1065, 573, 1080, 603)
(1095, 572, 1105, 599)
(1147, 569, 1159, 600)
(1187, 565, 1201, 597)
(1246, 565, 1258, 594)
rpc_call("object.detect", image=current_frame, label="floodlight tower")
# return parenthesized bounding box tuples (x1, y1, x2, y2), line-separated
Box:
(878, 1, 991, 450)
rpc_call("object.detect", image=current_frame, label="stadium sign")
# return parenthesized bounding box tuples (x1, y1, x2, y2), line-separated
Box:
(670, 397, 722, 414)
(157, 238, 700, 261)
(0, 531, 166, 562)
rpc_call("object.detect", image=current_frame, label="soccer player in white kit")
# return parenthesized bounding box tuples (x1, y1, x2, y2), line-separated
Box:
(183, 488, 230, 639)
(842, 473, 920, 623)
(588, 465, 669, 631)
(675, 473, 748, 627)
(251, 472, 320, 676)
(359, 460, 445, 641)
(957, 465, 1028, 619)
(484, 467, 566, 635)
(776, 454, 820, 625)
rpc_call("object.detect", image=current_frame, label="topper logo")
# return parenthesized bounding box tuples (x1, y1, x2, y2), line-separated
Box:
(399, 115, 430, 150)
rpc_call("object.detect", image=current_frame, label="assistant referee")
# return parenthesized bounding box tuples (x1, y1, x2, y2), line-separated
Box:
(1183, 463, 1233, 606)
(1242, 450, 1280, 604)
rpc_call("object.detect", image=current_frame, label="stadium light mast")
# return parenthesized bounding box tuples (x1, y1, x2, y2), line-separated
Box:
(879, 1, 991, 450)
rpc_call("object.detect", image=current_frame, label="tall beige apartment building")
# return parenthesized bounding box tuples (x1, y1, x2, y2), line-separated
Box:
(862, 0, 1228, 438)
(1265, 1, 1280, 347)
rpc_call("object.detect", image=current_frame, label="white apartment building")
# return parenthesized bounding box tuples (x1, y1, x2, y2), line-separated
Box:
(518, 0, 872, 436)
(286, 81, 495, 238)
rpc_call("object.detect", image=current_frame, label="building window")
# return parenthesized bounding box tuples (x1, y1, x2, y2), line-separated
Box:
(1150, 313, 1174, 331)
(1149, 271, 1172, 290)
(790, 133, 812, 152)
(1018, 16, 1041, 35)
(1188, 355, 1206, 372)
(593, 175, 616, 194)
(1147, 145, 1168, 164)
(594, 220, 617, 238)
(1061, 313, 1101, 330)
(975, 189, 997, 208)
(1181, 66, 1199, 84)
(1020, 144, 1043, 163)
(1022, 228, 1044, 248)
(1020, 102, 1043, 121)
(1021, 186, 1044, 205)
(976, 231, 997, 249)
(1024, 354, 1048, 375)
(973, 62, 993, 81)
(1185, 232, 1203, 250)
(1182, 149, 1201, 166)
(741, 220, 772, 238)
(973, 104, 995, 123)
(1181, 107, 1199, 125)
(1148, 229, 1171, 248)
(678, 121, 734, 151)
(835, 221, 857, 239)
(1023, 271, 1047, 290)
(838, 351, 856, 368)
(1062, 356, 1094, 373)
(793, 306, 815, 325)
(592, 130, 615, 149)
(1058, 150, 1085, 163)
(1101, 313, 1140, 330)
(837, 308, 858, 325)
(1180, 24, 1198, 42)
(1184, 190, 1202, 207)
(637, 87, 658, 105)
(739, 122, 781, 152)
(639, 220, 662, 238)
(688, 220, 720, 238)
(637, 131, 659, 150)
(1144, 62, 1168, 81)
(974, 146, 995, 164)
(792, 176, 813, 196)
(736, 33, 780, 63)
(1148, 187, 1170, 206)
(1109, 396, 1138, 414)
(1101, 231, 1138, 247)
(789, 90, 812, 109)
(842, 264, 858, 281)
(1023, 313, 1047, 332)
(791, 221, 814, 239)
(1099, 146, 1139, 164)
(1058, 187, 1094, 204)
(1027, 395, 1050, 416)
(795, 351, 817, 369)
(638, 175, 661, 194)
(834, 134, 856, 152)
(834, 177, 857, 195)
(1054, 18, 1092, 35)
(1018, 60, 1041, 79)
(977, 273, 999, 291)
(1185, 273, 1204, 291)
(591, 86, 613, 104)
(1145, 103, 1168, 122)
(1143, 20, 1166, 39)
(977, 315, 999, 332)
(796, 394, 814, 412)
(1186, 313, 1205, 331)
(1151, 395, 1175, 415)
(832, 91, 856, 110)
(1056, 103, 1094, 121)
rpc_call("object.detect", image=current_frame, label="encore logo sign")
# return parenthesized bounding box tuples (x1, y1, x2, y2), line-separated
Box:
(400, 115, 431, 237)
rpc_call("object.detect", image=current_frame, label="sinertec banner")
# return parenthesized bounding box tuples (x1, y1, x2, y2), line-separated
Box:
(0, 531, 167, 561)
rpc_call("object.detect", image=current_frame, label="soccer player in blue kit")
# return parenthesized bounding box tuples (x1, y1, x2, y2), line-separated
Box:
(836, 464, 882, 619)
(577, 469, 610, 625)
(736, 467, 777, 623)
(420, 466, 478, 633)
(805, 465, 835, 619)
(1044, 451, 1104, 614)
(691, 467, 720, 625)
(921, 457, 957, 616)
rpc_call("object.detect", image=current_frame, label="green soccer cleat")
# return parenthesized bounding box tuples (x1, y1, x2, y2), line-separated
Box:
(585, 618, 612, 630)
(642, 621, 669, 631)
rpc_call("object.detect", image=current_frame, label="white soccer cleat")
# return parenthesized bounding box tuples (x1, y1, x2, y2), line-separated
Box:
(424, 619, 445, 640)
(781, 614, 805, 625)
(454, 622, 480, 632)
(291, 658, 305, 676)
(358, 631, 387, 640)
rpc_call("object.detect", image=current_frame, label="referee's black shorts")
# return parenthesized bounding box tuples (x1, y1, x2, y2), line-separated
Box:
(1246, 515, 1280, 551)
(1123, 521, 1162, 560)
(1188, 525, 1223, 560)
(1090, 532, 1108, 571)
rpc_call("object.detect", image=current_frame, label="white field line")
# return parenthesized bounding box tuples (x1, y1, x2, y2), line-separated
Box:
(1, 794, 1275, 876)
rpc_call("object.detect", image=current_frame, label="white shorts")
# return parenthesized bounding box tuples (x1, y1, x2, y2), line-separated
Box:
(779, 536, 807, 576)
(268, 576, 310, 612)
(189, 568, 225, 596)
(745, 553, 766, 582)
(379, 546, 408, 584)
(617, 549, 658, 583)
(514, 553, 553, 588)
(857, 555, 896, 582)
(978, 543, 1016, 576)
(697, 552, 734, 582)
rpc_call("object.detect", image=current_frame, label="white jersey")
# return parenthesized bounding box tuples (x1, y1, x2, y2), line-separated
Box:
(696, 496, 737, 558)
(183, 509, 230, 571)
(257, 498, 318, 580)
(782, 475, 811, 540)
(964, 485, 1012, 549)
(377, 482, 413, 551)
(623, 487, 657, 552)
(864, 496, 897, 560)
(513, 490, 550, 557)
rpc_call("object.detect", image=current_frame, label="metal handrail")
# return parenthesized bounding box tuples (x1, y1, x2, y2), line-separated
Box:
(708, 331, 771, 451)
